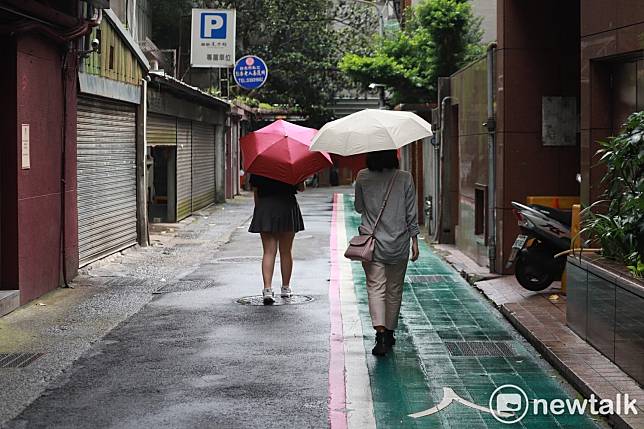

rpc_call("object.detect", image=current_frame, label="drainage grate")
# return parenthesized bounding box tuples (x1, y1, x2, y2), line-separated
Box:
(445, 341, 516, 357)
(236, 295, 314, 306)
(0, 353, 44, 368)
(407, 274, 456, 283)
(215, 256, 263, 263)
(153, 280, 219, 294)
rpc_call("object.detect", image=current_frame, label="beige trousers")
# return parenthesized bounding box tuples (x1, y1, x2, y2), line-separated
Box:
(361, 260, 409, 330)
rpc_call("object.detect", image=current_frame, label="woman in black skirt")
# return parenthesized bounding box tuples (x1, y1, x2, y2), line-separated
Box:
(248, 174, 305, 304)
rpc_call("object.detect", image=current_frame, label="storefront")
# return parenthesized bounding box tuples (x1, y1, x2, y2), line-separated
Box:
(77, 9, 148, 266)
(146, 71, 229, 223)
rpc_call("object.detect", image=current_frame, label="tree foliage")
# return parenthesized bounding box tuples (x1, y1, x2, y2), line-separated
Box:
(340, 0, 484, 104)
(150, 0, 375, 123)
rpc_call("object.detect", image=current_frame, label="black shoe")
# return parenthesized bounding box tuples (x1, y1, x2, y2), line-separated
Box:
(372, 332, 388, 356)
(384, 330, 396, 347)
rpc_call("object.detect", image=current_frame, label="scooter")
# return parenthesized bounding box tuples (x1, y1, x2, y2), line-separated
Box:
(505, 202, 572, 291)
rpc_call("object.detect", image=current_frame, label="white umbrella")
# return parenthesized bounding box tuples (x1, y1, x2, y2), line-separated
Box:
(309, 109, 433, 156)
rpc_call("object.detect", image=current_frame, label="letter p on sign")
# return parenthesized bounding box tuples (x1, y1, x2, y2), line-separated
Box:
(201, 13, 226, 38)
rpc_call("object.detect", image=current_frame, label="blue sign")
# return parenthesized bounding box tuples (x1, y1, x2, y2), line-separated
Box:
(200, 13, 227, 39)
(234, 55, 268, 90)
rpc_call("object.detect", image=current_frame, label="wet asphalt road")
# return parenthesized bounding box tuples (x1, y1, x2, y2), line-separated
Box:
(6, 190, 335, 429)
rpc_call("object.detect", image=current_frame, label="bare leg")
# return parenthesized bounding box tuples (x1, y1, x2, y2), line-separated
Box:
(277, 232, 295, 287)
(260, 232, 278, 289)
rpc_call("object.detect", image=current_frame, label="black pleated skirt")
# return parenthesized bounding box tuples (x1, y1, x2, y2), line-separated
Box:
(248, 194, 305, 233)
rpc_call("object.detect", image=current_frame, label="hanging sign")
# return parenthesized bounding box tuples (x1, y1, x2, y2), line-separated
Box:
(233, 55, 268, 90)
(190, 9, 236, 68)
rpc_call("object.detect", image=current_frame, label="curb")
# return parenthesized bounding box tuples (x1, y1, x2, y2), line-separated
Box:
(501, 306, 633, 429)
(432, 243, 639, 429)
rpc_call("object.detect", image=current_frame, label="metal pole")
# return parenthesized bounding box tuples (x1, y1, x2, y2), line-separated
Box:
(434, 96, 452, 242)
(485, 42, 497, 273)
(378, 86, 385, 109)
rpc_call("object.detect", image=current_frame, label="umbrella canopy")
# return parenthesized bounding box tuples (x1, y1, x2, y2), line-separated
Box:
(309, 109, 433, 156)
(241, 120, 332, 185)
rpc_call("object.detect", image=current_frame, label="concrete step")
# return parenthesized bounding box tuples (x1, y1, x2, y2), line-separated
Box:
(0, 290, 19, 317)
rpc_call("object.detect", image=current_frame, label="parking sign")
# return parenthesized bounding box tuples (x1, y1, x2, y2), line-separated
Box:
(191, 9, 236, 68)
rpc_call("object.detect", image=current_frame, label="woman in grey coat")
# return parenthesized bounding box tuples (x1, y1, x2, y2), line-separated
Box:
(354, 150, 420, 356)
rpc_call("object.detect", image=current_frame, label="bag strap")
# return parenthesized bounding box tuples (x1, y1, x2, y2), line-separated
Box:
(371, 171, 399, 233)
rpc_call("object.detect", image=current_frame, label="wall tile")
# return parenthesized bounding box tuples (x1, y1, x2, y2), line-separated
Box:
(615, 287, 644, 385)
(587, 271, 616, 361)
(615, 0, 644, 29)
(581, 0, 616, 37)
(581, 32, 617, 61)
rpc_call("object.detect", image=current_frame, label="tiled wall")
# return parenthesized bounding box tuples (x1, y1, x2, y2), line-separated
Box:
(580, 1, 644, 205)
(567, 257, 644, 385)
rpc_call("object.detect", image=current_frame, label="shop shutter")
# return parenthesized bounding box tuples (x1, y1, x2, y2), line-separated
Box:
(176, 119, 192, 220)
(77, 96, 137, 266)
(191, 122, 216, 211)
(147, 114, 177, 146)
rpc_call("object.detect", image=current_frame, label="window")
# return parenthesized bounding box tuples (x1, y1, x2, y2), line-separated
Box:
(108, 46, 115, 70)
(474, 185, 487, 237)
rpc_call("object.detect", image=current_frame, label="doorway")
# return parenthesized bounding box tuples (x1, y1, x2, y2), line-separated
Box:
(148, 146, 176, 223)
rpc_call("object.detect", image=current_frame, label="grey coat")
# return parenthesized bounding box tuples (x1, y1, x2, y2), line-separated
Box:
(354, 168, 420, 262)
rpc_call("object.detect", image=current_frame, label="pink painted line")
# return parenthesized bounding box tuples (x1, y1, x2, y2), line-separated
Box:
(329, 193, 348, 429)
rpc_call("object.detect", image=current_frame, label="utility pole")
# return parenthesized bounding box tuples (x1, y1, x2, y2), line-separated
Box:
(346, 0, 387, 107)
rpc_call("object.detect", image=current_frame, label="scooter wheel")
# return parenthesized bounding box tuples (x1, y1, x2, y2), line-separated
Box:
(514, 252, 554, 291)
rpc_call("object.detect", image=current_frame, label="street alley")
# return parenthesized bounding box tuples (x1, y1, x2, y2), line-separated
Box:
(0, 187, 607, 429)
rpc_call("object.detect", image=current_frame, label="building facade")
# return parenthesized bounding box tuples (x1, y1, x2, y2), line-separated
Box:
(429, 0, 581, 272)
(0, 1, 95, 310)
(77, 8, 149, 266)
(146, 72, 230, 223)
(0, 0, 246, 313)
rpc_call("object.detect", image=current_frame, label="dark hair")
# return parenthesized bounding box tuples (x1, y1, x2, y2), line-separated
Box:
(366, 150, 399, 172)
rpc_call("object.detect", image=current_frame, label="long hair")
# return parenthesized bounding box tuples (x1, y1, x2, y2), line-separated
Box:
(366, 150, 399, 172)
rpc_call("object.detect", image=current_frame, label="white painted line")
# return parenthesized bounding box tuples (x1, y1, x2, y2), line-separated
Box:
(335, 194, 377, 429)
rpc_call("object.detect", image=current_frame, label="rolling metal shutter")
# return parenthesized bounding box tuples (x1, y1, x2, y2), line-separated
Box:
(77, 96, 137, 266)
(176, 120, 192, 220)
(191, 122, 216, 211)
(147, 114, 177, 146)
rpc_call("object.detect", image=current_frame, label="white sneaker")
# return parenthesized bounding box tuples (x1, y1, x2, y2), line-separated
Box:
(262, 288, 275, 305)
(281, 286, 293, 298)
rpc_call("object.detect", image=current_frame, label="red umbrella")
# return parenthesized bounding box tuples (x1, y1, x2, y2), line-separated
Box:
(241, 120, 332, 185)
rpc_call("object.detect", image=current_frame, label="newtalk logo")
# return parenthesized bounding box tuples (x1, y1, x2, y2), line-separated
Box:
(490, 384, 638, 424)
(409, 384, 638, 424)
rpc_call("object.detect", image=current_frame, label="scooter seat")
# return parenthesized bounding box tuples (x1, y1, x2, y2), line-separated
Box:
(530, 205, 572, 227)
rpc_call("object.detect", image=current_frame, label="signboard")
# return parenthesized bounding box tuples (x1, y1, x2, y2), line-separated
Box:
(21, 124, 30, 169)
(233, 55, 268, 90)
(542, 96, 577, 146)
(190, 9, 236, 68)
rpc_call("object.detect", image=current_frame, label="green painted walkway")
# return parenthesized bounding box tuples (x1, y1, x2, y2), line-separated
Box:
(342, 195, 602, 429)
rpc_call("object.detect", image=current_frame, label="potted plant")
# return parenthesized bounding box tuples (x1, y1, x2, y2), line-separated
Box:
(566, 111, 644, 385)
(583, 111, 644, 277)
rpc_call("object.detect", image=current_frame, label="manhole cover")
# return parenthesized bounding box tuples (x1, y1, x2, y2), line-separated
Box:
(407, 274, 456, 283)
(0, 353, 44, 368)
(215, 256, 263, 263)
(445, 341, 516, 357)
(236, 295, 314, 306)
